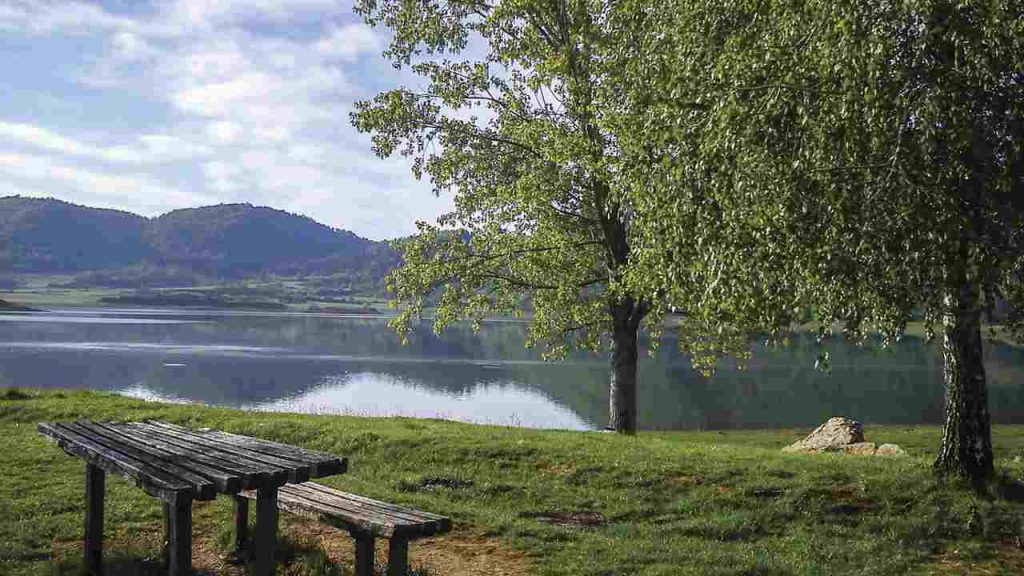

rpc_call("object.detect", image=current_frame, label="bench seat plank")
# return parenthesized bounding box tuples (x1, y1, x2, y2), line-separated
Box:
(243, 482, 452, 539)
(300, 482, 448, 527)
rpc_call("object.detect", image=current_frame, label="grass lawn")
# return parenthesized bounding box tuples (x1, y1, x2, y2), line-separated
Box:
(2, 389, 1023, 576)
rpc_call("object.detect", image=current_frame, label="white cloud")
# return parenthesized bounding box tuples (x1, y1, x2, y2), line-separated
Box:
(0, 0, 453, 239)
(315, 23, 381, 60)
(205, 121, 243, 144)
(109, 30, 157, 62)
(165, 0, 346, 28)
(0, 1, 137, 35)
(0, 151, 211, 211)
(0, 122, 211, 164)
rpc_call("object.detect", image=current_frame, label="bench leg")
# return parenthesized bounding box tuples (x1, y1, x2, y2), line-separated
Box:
(254, 487, 279, 576)
(166, 500, 193, 576)
(387, 538, 409, 576)
(354, 535, 375, 576)
(232, 495, 249, 560)
(84, 463, 105, 575)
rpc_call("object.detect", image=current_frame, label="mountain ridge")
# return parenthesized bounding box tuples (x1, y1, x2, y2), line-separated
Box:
(0, 196, 398, 285)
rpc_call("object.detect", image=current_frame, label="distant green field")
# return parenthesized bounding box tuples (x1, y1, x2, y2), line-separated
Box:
(1, 276, 394, 313)
(2, 389, 1023, 575)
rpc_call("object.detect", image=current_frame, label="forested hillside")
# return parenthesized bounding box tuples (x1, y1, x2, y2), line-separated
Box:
(0, 196, 150, 272)
(0, 197, 397, 286)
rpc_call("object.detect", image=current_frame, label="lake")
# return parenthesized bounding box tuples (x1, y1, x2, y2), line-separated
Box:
(1, 308, 1022, 430)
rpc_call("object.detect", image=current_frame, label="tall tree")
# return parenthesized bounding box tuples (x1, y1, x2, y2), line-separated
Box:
(351, 0, 659, 433)
(616, 0, 1024, 481)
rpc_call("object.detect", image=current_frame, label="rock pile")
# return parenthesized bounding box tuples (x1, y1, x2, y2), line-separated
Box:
(782, 417, 907, 457)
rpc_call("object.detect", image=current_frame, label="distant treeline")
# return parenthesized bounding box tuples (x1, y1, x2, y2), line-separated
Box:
(100, 292, 288, 310)
(1, 196, 399, 293)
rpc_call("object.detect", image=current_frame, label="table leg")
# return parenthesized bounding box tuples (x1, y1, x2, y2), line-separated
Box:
(387, 537, 408, 576)
(162, 502, 171, 567)
(254, 487, 279, 576)
(84, 463, 105, 575)
(232, 495, 249, 560)
(165, 499, 193, 576)
(354, 535, 375, 576)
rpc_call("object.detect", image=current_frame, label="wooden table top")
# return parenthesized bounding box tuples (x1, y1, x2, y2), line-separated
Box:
(38, 420, 348, 504)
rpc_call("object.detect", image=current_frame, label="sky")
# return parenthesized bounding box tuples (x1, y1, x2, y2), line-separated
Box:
(0, 0, 452, 240)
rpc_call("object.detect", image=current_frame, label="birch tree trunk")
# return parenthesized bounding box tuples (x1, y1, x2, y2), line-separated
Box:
(933, 279, 994, 482)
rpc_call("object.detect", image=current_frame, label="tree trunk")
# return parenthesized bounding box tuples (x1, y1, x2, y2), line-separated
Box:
(609, 300, 641, 434)
(933, 280, 994, 483)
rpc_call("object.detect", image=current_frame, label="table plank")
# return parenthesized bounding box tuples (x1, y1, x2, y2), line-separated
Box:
(135, 422, 313, 483)
(38, 423, 194, 504)
(74, 421, 228, 496)
(124, 423, 286, 486)
(156, 423, 347, 477)
(94, 422, 254, 491)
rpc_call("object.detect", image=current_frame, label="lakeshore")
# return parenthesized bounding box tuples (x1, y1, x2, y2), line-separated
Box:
(2, 389, 1023, 575)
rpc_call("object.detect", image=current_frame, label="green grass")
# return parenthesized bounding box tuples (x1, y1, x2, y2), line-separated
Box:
(2, 389, 1024, 575)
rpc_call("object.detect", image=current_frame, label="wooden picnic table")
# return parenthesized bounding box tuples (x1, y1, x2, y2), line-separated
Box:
(38, 420, 348, 576)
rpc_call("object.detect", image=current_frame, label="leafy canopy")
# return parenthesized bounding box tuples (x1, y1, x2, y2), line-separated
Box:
(613, 0, 1024, 363)
(352, 0, 660, 358)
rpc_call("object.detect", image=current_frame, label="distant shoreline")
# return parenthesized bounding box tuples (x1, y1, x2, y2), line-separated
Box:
(0, 298, 40, 312)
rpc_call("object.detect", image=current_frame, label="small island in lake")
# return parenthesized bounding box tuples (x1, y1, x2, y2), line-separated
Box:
(0, 298, 40, 312)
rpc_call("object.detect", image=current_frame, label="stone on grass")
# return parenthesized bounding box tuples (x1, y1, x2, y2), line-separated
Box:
(782, 417, 865, 453)
(875, 443, 908, 457)
(782, 417, 908, 457)
(841, 442, 878, 456)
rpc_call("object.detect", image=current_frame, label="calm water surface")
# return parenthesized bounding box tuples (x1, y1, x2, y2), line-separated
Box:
(1, 308, 1022, 430)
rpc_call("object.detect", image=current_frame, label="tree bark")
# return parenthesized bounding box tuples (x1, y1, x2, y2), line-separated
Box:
(933, 280, 994, 483)
(609, 299, 642, 434)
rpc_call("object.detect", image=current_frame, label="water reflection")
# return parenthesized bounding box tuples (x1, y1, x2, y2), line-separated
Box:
(1, 308, 1022, 430)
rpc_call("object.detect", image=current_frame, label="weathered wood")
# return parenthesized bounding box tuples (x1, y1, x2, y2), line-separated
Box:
(166, 499, 193, 576)
(162, 502, 171, 568)
(66, 422, 216, 500)
(88, 421, 243, 493)
(354, 535, 375, 576)
(185, 427, 347, 477)
(387, 538, 409, 576)
(265, 488, 409, 538)
(233, 495, 249, 558)
(121, 423, 270, 489)
(241, 482, 451, 538)
(39, 420, 351, 576)
(129, 422, 284, 482)
(38, 423, 192, 504)
(134, 422, 308, 483)
(301, 482, 448, 527)
(84, 463, 104, 575)
(253, 487, 279, 576)
(148, 421, 322, 475)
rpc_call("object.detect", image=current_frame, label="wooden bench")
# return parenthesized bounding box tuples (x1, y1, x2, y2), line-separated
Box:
(238, 482, 451, 576)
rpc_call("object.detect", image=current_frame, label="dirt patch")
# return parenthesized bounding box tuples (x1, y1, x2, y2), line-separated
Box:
(52, 514, 533, 576)
(283, 515, 534, 576)
(538, 463, 575, 476)
(52, 531, 245, 576)
(933, 540, 1024, 575)
(521, 511, 605, 527)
